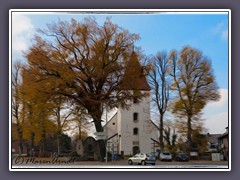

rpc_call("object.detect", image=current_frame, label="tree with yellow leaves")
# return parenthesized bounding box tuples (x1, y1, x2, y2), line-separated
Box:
(22, 17, 149, 161)
(169, 46, 220, 153)
(12, 62, 24, 154)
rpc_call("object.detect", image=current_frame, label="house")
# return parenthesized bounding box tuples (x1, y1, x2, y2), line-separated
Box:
(76, 137, 101, 160)
(102, 52, 159, 156)
(206, 133, 221, 152)
(218, 127, 229, 161)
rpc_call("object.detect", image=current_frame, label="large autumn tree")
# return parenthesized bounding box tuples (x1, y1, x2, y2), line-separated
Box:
(169, 46, 220, 153)
(23, 17, 148, 161)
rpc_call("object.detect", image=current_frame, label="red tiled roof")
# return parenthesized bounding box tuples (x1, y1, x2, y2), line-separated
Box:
(139, 75, 151, 91)
(124, 51, 151, 91)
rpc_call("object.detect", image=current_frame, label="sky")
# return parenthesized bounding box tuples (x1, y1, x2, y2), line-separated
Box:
(11, 10, 229, 134)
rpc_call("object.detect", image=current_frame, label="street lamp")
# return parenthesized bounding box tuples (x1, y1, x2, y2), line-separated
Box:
(105, 105, 108, 163)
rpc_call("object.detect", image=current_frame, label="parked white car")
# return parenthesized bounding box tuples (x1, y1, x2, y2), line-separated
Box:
(128, 153, 156, 165)
(160, 151, 172, 161)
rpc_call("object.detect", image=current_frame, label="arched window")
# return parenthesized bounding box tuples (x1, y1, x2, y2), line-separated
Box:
(133, 128, 138, 135)
(133, 97, 138, 104)
(133, 113, 138, 122)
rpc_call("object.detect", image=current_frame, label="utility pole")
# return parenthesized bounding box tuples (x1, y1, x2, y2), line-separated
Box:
(105, 105, 108, 163)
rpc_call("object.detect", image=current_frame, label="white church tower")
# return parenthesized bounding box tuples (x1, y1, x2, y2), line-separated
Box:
(117, 91, 152, 156)
(104, 52, 158, 156)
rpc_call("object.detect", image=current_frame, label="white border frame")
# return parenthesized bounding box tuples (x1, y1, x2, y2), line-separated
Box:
(9, 9, 231, 171)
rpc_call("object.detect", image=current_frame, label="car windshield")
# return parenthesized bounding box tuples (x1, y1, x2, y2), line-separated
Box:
(146, 154, 154, 157)
(179, 153, 187, 157)
(163, 152, 170, 155)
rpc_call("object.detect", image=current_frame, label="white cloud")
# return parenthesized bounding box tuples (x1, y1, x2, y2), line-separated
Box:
(221, 29, 228, 41)
(204, 111, 228, 134)
(212, 21, 228, 41)
(203, 88, 229, 134)
(206, 89, 228, 108)
(12, 14, 34, 60)
(212, 22, 224, 34)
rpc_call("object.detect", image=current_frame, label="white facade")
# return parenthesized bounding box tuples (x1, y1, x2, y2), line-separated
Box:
(104, 91, 159, 156)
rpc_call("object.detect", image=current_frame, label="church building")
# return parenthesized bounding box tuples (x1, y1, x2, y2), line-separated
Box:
(103, 52, 159, 156)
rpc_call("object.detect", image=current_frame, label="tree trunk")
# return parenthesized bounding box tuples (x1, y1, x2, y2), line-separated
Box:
(57, 134, 61, 155)
(25, 142, 30, 157)
(56, 107, 61, 155)
(16, 124, 23, 155)
(41, 129, 47, 156)
(93, 117, 106, 162)
(159, 114, 164, 150)
(187, 115, 192, 155)
(79, 123, 82, 140)
(30, 132, 35, 156)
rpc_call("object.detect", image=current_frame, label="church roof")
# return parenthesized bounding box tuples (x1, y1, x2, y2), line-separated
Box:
(206, 134, 221, 144)
(139, 75, 151, 91)
(123, 51, 151, 91)
(218, 132, 228, 139)
(103, 112, 118, 128)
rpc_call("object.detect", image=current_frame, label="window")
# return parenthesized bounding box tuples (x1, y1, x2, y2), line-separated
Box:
(133, 128, 138, 135)
(140, 154, 145, 158)
(133, 97, 138, 104)
(132, 141, 139, 145)
(88, 145, 92, 151)
(133, 146, 140, 155)
(133, 113, 138, 122)
(210, 143, 218, 149)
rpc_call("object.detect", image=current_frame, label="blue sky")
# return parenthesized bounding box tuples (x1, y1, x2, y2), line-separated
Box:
(11, 11, 229, 134)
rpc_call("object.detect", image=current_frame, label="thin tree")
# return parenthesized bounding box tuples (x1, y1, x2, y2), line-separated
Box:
(149, 52, 170, 150)
(169, 46, 220, 153)
(163, 120, 178, 152)
(51, 97, 73, 155)
(12, 62, 24, 155)
(22, 17, 148, 161)
(70, 105, 90, 140)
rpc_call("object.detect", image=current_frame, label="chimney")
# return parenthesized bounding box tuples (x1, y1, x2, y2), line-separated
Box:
(225, 127, 228, 133)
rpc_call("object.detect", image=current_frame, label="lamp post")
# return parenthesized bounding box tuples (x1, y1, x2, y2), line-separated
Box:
(105, 105, 108, 163)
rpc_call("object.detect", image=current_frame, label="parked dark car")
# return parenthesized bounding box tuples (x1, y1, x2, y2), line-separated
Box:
(175, 152, 189, 162)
